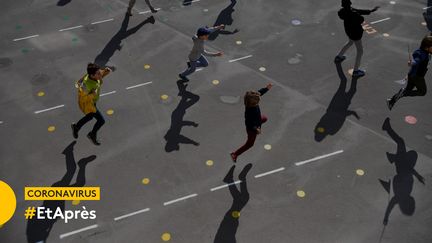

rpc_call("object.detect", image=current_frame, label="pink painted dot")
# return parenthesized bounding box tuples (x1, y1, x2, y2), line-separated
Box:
(405, 115, 417, 125)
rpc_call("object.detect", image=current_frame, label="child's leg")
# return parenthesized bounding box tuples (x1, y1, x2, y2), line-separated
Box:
(404, 77, 427, 97)
(196, 55, 209, 68)
(337, 39, 354, 57)
(353, 40, 363, 71)
(234, 130, 257, 157)
(90, 109, 105, 136)
(180, 60, 197, 77)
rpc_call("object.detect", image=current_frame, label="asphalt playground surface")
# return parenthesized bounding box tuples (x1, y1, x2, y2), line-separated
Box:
(1, 0, 432, 242)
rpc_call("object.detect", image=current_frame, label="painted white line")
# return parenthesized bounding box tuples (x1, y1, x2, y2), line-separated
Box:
(91, 18, 114, 25)
(13, 35, 39, 42)
(163, 193, 198, 206)
(295, 150, 344, 166)
(59, 25, 83, 32)
(125, 81, 152, 90)
(0, 121, 3, 124)
(34, 105, 65, 114)
(423, 6, 432, 10)
(100, 90, 117, 97)
(183, 0, 200, 4)
(139, 8, 161, 14)
(196, 68, 203, 72)
(370, 17, 391, 25)
(59, 224, 98, 239)
(114, 208, 150, 221)
(210, 180, 241, 192)
(229, 55, 253, 63)
(255, 167, 285, 178)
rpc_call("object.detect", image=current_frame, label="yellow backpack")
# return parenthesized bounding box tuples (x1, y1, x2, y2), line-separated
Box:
(75, 75, 96, 115)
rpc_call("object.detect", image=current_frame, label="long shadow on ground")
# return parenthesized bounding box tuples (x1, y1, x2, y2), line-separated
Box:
(314, 62, 359, 142)
(26, 141, 96, 243)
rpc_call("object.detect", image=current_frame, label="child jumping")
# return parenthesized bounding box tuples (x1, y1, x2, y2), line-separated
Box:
(387, 36, 432, 110)
(334, 0, 379, 78)
(179, 25, 225, 82)
(230, 84, 273, 163)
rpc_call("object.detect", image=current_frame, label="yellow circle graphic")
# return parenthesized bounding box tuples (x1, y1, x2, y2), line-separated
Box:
(161, 232, 171, 241)
(0, 181, 16, 225)
(47, 126, 56, 132)
(231, 211, 240, 218)
(142, 178, 150, 185)
(296, 190, 306, 198)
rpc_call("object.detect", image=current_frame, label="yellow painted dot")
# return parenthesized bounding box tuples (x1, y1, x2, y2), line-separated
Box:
(316, 127, 325, 133)
(107, 109, 114, 115)
(356, 169, 365, 176)
(422, 22, 427, 26)
(348, 68, 354, 76)
(144, 64, 151, 69)
(161, 94, 169, 100)
(212, 80, 220, 85)
(231, 211, 240, 218)
(142, 178, 150, 184)
(259, 67, 266, 72)
(47, 126, 56, 132)
(72, 200, 80, 206)
(236, 40, 242, 45)
(161, 233, 171, 241)
(297, 190, 306, 198)
(383, 33, 390, 37)
(37, 91, 45, 97)
(264, 144, 272, 150)
(206, 160, 214, 166)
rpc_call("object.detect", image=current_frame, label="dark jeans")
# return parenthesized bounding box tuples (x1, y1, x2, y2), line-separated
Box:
(404, 76, 427, 97)
(233, 115, 268, 157)
(76, 108, 105, 135)
(180, 55, 209, 77)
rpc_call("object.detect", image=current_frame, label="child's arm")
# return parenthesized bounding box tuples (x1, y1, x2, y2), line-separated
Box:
(257, 83, 273, 96)
(353, 6, 379, 15)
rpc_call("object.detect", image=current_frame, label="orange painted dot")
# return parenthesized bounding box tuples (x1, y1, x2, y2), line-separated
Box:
(142, 178, 150, 184)
(37, 91, 45, 97)
(206, 160, 214, 166)
(144, 64, 151, 69)
(47, 126, 56, 132)
(161, 94, 169, 100)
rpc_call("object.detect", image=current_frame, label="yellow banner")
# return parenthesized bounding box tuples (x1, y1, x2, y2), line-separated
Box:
(24, 187, 100, 200)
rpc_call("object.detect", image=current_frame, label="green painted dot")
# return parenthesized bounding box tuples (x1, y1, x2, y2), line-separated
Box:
(15, 25, 22, 30)
(62, 16, 69, 21)
(72, 37, 78, 43)
(21, 48, 29, 54)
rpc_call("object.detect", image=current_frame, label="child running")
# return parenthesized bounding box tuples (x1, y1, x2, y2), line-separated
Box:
(387, 36, 432, 110)
(179, 25, 225, 82)
(334, 0, 379, 78)
(230, 84, 273, 163)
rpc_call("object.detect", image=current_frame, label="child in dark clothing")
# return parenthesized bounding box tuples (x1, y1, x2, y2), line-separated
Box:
(334, 0, 379, 78)
(230, 83, 273, 163)
(387, 36, 432, 110)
